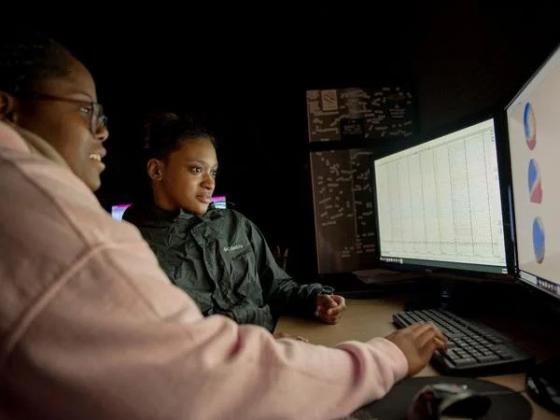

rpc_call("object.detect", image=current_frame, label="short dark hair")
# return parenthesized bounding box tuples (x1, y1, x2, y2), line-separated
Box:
(143, 112, 216, 161)
(0, 31, 72, 95)
(131, 112, 216, 206)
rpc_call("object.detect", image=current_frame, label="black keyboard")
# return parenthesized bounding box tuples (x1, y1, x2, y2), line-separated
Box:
(393, 309, 534, 376)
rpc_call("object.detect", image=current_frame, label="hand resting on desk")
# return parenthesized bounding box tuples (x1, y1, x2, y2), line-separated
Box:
(315, 294, 346, 324)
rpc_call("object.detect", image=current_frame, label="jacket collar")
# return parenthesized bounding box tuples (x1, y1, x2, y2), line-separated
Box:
(126, 202, 223, 227)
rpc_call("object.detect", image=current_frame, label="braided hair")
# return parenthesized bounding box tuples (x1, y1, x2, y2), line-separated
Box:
(0, 31, 72, 95)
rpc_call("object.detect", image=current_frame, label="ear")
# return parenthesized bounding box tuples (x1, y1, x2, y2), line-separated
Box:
(147, 158, 164, 181)
(0, 91, 18, 123)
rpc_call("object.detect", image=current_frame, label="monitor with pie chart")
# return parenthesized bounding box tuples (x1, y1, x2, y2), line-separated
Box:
(506, 44, 560, 301)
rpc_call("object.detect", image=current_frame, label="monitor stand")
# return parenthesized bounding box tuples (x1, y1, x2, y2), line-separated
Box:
(402, 276, 513, 315)
(319, 270, 436, 299)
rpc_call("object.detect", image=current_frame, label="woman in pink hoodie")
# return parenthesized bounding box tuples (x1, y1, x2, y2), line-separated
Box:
(0, 31, 445, 420)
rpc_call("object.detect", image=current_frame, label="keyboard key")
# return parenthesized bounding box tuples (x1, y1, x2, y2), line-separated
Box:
(474, 354, 501, 363)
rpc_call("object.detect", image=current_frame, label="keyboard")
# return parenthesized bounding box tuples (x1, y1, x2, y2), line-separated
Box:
(393, 308, 534, 376)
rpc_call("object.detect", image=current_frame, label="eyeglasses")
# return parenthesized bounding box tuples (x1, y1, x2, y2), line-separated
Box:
(20, 92, 108, 134)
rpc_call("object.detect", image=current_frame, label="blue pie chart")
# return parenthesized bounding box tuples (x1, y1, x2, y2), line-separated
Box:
(528, 159, 543, 203)
(533, 217, 545, 264)
(524, 102, 537, 150)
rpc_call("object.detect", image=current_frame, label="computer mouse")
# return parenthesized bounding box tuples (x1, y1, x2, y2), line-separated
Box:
(407, 382, 492, 420)
(526, 358, 560, 413)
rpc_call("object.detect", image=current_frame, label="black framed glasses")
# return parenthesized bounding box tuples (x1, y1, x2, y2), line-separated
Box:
(19, 92, 108, 134)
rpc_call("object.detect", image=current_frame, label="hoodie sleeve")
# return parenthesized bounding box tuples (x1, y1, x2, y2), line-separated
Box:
(4, 240, 408, 420)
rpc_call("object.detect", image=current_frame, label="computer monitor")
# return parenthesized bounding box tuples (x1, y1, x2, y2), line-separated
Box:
(506, 45, 560, 301)
(211, 195, 227, 209)
(373, 118, 508, 275)
(111, 196, 227, 222)
(111, 203, 132, 221)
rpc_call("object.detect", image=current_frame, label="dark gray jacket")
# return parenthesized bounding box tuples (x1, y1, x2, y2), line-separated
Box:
(124, 205, 323, 331)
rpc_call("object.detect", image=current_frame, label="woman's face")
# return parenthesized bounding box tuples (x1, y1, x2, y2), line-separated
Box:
(151, 137, 218, 215)
(13, 54, 109, 191)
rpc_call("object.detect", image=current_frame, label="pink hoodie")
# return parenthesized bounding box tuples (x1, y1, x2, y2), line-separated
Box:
(0, 121, 407, 420)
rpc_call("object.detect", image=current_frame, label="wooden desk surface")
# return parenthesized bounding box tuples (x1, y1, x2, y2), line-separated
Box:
(276, 297, 560, 420)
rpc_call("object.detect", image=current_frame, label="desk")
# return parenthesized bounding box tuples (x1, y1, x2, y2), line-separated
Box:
(276, 296, 560, 420)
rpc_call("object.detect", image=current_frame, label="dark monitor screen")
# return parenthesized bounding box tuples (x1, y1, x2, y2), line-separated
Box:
(506, 45, 560, 301)
(373, 118, 508, 275)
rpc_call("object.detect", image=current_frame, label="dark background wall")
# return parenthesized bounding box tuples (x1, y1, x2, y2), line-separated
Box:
(34, 1, 559, 280)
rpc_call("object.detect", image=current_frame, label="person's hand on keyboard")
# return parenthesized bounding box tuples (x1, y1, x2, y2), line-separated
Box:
(385, 323, 448, 375)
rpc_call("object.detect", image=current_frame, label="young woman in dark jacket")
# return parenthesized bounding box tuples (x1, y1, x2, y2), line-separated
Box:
(124, 113, 346, 331)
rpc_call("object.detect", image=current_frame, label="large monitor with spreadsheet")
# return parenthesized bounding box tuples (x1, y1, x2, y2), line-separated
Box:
(506, 45, 560, 301)
(373, 118, 508, 274)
